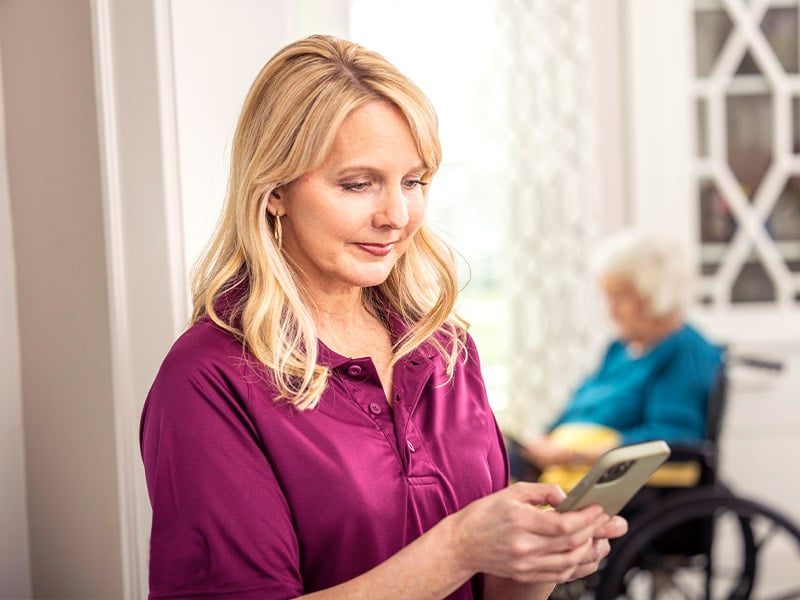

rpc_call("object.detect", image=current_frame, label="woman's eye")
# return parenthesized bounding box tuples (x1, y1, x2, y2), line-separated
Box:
(404, 179, 428, 189)
(341, 182, 370, 192)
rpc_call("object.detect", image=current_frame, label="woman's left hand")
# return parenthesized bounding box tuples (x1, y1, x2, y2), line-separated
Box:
(566, 515, 627, 580)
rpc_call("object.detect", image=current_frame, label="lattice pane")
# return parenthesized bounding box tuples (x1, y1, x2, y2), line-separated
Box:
(736, 49, 762, 74)
(690, 0, 800, 313)
(727, 94, 772, 197)
(767, 177, 800, 275)
(697, 98, 710, 157)
(768, 177, 800, 241)
(695, 5, 733, 77)
(794, 97, 800, 153)
(732, 258, 777, 302)
(762, 7, 799, 73)
(700, 179, 737, 246)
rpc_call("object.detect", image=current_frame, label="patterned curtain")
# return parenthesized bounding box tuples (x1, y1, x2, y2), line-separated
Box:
(498, 0, 605, 439)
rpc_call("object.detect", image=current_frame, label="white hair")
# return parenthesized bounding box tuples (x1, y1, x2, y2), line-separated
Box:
(590, 228, 693, 318)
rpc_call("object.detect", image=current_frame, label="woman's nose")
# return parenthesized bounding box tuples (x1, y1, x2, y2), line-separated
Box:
(375, 185, 409, 228)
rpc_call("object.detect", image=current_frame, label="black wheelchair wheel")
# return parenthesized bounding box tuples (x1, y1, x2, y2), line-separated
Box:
(595, 487, 800, 600)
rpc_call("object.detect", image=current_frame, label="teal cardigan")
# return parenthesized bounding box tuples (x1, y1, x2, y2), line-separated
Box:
(550, 324, 723, 445)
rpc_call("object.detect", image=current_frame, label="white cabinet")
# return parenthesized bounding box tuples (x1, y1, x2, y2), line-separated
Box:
(627, 0, 800, 346)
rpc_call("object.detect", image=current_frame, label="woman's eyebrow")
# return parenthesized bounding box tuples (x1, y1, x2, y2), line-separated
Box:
(331, 162, 427, 176)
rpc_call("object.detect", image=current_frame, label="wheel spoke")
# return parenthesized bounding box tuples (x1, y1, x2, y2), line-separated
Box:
(595, 489, 800, 600)
(751, 514, 784, 553)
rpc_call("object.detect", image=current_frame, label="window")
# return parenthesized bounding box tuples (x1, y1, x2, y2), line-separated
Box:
(349, 1, 605, 434)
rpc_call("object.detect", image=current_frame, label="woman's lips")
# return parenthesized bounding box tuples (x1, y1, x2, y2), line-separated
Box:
(355, 242, 394, 257)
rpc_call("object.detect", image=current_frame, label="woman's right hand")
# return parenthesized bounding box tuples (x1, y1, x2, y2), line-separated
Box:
(447, 482, 622, 584)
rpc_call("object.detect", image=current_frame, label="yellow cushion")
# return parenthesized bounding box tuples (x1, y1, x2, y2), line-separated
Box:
(547, 423, 621, 450)
(646, 462, 702, 487)
(539, 464, 592, 492)
(537, 424, 703, 491)
(539, 424, 621, 491)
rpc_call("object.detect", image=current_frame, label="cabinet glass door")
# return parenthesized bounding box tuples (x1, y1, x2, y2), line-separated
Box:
(693, 0, 800, 307)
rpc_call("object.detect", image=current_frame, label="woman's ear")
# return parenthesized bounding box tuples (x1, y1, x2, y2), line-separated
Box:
(267, 187, 285, 216)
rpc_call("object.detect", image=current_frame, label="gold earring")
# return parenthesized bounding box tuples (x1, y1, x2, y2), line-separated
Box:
(273, 213, 283, 250)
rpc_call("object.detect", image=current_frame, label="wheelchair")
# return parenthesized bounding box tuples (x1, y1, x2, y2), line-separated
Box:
(510, 353, 800, 599)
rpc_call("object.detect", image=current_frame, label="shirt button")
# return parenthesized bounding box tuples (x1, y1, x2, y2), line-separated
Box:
(347, 364, 362, 377)
(406, 439, 415, 453)
(368, 402, 382, 415)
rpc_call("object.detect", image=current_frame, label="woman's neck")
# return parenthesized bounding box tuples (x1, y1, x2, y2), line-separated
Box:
(311, 290, 391, 357)
(629, 314, 684, 353)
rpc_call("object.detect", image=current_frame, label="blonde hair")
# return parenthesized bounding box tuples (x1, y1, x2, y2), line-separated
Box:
(191, 35, 465, 410)
(591, 228, 693, 318)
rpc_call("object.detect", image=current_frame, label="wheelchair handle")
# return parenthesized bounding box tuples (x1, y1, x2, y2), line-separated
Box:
(728, 355, 784, 371)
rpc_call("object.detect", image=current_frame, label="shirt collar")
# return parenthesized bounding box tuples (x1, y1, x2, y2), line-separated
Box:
(316, 301, 438, 369)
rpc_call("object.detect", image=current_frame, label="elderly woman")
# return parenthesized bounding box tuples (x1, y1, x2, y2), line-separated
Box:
(521, 229, 723, 478)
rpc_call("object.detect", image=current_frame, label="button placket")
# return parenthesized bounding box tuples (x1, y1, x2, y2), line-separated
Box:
(337, 361, 397, 451)
(393, 358, 435, 454)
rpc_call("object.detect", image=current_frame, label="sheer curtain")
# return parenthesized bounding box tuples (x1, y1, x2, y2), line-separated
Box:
(349, 0, 603, 438)
(499, 0, 605, 438)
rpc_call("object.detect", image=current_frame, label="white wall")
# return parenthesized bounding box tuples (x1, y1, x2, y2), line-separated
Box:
(170, 0, 348, 281)
(0, 41, 32, 599)
(0, 2, 123, 596)
(171, 0, 290, 280)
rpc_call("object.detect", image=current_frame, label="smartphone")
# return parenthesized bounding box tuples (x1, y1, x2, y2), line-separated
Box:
(556, 440, 671, 515)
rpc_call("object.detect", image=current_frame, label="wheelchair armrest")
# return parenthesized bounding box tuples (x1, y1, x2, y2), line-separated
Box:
(667, 441, 718, 466)
(645, 442, 717, 488)
(642, 441, 719, 488)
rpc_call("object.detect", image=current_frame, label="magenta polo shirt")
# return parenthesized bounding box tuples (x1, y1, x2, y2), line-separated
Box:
(140, 314, 509, 599)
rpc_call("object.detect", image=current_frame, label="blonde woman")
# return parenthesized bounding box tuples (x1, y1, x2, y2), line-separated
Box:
(140, 35, 626, 600)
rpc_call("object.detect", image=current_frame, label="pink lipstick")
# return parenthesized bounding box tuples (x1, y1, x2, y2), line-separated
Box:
(356, 243, 394, 257)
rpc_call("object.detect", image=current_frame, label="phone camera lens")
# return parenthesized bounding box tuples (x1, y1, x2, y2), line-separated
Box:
(598, 460, 634, 484)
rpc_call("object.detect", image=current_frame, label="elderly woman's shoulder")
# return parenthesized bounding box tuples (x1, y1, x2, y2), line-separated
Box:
(670, 324, 724, 368)
(678, 323, 719, 348)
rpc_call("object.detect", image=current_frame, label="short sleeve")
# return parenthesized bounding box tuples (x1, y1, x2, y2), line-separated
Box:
(140, 334, 303, 599)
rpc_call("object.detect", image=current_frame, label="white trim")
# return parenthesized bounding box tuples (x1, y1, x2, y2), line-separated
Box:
(90, 2, 146, 598)
(626, 0, 695, 248)
(153, 0, 188, 332)
(692, 305, 800, 346)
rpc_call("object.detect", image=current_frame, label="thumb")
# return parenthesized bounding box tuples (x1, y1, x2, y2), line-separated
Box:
(508, 481, 568, 507)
